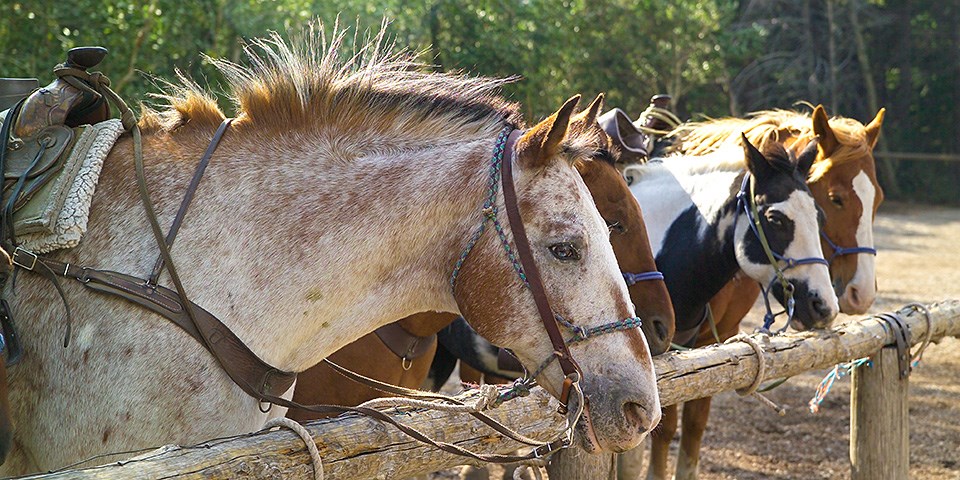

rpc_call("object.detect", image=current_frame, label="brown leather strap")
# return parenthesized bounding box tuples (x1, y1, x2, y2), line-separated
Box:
(258, 389, 569, 464)
(149, 118, 233, 285)
(374, 322, 437, 360)
(500, 130, 581, 381)
(320, 358, 542, 447)
(11, 250, 296, 398)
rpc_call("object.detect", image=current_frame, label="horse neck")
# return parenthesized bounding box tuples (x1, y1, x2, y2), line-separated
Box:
(631, 159, 744, 329)
(141, 125, 496, 372)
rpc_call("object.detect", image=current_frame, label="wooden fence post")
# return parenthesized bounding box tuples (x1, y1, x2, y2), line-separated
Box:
(546, 450, 616, 480)
(849, 346, 909, 480)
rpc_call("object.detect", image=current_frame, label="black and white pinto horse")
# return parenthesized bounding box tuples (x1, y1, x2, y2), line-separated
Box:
(431, 136, 839, 380)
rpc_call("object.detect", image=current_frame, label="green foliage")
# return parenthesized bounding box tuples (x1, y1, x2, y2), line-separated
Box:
(0, 0, 955, 203)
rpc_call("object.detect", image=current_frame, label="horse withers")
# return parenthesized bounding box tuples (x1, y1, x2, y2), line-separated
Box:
(1, 25, 658, 474)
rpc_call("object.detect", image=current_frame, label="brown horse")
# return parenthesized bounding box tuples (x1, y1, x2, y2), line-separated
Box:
(645, 105, 885, 480)
(289, 95, 676, 421)
(0, 26, 660, 474)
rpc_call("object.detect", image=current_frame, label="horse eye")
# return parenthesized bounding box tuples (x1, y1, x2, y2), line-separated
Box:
(549, 242, 581, 261)
(766, 210, 787, 227)
(605, 219, 626, 234)
(829, 194, 844, 208)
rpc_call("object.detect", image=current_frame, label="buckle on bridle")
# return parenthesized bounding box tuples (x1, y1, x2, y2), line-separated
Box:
(12, 246, 38, 270)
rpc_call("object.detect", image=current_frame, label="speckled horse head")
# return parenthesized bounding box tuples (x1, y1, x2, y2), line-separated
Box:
(1, 24, 657, 473)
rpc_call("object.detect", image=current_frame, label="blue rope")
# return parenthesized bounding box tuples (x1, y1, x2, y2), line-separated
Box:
(622, 271, 664, 285)
(820, 230, 877, 263)
(736, 173, 830, 333)
(808, 357, 872, 413)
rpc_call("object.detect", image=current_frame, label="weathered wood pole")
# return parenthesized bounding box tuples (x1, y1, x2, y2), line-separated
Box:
(546, 449, 616, 480)
(849, 346, 909, 480)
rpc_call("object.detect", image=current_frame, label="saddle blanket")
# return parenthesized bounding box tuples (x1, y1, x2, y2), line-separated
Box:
(4, 116, 123, 254)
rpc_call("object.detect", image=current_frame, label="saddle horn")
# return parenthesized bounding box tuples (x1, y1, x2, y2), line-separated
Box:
(65, 46, 109, 72)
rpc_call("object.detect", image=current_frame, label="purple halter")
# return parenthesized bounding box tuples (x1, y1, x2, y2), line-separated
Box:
(820, 230, 877, 262)
(622, 271, 665, 286)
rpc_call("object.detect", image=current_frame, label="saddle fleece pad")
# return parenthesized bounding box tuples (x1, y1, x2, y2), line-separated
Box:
(16, 119, 123, 254)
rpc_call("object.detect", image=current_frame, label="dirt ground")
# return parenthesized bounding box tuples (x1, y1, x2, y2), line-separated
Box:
(436, 201, 960, 480)
(679, 201, 960, 480)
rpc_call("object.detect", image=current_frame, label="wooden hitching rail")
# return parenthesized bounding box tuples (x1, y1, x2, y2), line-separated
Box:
(20, 300, 960, 479)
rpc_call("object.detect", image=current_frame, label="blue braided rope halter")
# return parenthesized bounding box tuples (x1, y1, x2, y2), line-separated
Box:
(450, 125, 646, 406)
(735, 174, 830, 333)
(622, 271, 664, 285)
(820, 230, 877, 262)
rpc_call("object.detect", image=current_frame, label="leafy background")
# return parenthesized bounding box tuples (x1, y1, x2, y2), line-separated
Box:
(2, 0, 957, 203)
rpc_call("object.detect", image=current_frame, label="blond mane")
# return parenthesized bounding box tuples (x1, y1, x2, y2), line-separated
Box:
(140, 21, 521, 139)
(670, 108, 872, 182)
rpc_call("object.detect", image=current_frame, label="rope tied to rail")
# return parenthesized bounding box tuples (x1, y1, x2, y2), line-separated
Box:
(809, 303, 934, 413)
(724, 334, 787, 416)
(261, 417, 324, 480)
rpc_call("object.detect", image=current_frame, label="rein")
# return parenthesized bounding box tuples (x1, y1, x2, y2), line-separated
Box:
(736, 173, 829, 333)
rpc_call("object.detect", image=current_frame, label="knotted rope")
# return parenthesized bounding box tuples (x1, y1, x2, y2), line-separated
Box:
(724, 334, 787, 416)
(809, 303, 934, 413)
(262, 417, 324, 480)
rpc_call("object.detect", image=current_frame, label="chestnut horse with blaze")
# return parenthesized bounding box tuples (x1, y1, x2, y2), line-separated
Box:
(289, 94, 676, 421)
(645, 105, 885, 480)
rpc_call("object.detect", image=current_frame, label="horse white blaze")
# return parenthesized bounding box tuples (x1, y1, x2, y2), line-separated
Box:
(842, 171, 878, 313)
(737, 190, 838, 322)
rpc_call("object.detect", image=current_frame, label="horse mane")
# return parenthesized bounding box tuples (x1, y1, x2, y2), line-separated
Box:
(670, 108, 872, 182)
(140, 21, 522, 139)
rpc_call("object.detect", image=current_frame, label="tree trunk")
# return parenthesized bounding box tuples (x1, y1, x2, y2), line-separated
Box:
(826, 0, 839, 114)
(848, 0, 901, 196)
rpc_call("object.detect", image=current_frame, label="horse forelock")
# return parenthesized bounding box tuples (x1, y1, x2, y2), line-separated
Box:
(141, 20, 522, 142)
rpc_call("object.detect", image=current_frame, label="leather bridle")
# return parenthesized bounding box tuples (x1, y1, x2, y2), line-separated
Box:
(450, 125, 645, 414)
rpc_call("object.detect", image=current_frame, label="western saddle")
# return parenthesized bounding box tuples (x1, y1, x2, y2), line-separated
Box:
(0, 46, 128, 365)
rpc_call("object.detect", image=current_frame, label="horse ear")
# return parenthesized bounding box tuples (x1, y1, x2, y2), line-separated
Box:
(811, 105, 839, 157)
(518, 95, 581, 168)
(571, 93, 604, 127)
(864, 107, 885, 149)
(796, 137, 820, 178)
(742, 133, 772, 179)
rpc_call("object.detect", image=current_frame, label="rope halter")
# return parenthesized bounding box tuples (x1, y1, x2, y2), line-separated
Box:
(736, 173, 829, 333)
(820, 229, 877, 262)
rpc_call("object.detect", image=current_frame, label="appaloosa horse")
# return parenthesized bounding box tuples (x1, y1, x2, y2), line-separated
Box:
(426, 132, 841, 480)
(641, 105, 885, 480)
(0, 26, 659, 474)
(288, 94, 676, 421)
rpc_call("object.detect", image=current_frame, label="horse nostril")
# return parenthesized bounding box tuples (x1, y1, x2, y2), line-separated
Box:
(623, 401, 658, 434)
(847, 286, 862, 306)
(653, 319, 668, 343)
(810, 294, 830, 318)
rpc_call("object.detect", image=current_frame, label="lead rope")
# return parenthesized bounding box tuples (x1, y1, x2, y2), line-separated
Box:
(808, 303, 933, 413)
(262, 417, 324, 480)
(737, 173, 830, 333)
(723, 334, 786, 416)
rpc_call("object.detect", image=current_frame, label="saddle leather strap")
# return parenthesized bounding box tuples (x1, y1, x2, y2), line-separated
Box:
(129, 120, 299, 400)
(11, 244, 297, 399)
(500, 130, 582, 390)
(374, 322, 437, 361)
(148, 118, 234, 285)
